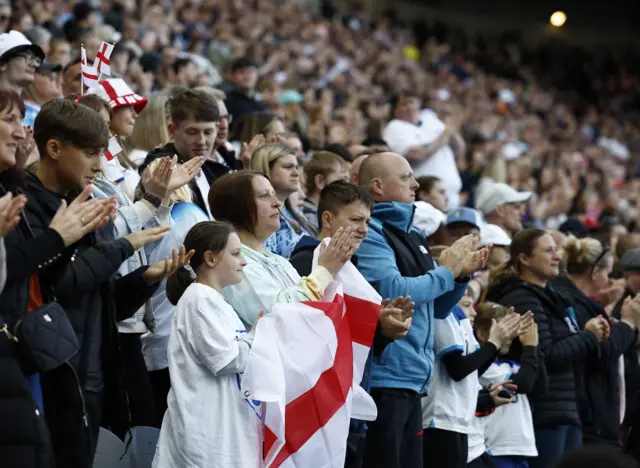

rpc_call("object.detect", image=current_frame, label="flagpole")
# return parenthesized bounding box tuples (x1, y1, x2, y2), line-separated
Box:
(80, 44, 84, 95)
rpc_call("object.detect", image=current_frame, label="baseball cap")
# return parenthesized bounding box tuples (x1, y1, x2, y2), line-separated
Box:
(413, 201, 446, 237)
(281, 89, 304, 105)
(479, 224, 511, 248)
(230, 58, 257, 72)
(620, 248, 640, 273)
(475, 182, 532, 216)
(0, 30, 45, 63)
(446, 207, 482, 231)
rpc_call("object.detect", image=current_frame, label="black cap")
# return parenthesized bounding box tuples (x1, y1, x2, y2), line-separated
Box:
(73, 2, 97, 21)
(559, 218, 590, 239)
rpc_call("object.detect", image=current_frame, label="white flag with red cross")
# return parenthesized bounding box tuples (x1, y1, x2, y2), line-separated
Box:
(80, 47, 99, 89)
(241, 239, 380, 467)
(103, 137, 122, 161)
(94, 41, 114, 76)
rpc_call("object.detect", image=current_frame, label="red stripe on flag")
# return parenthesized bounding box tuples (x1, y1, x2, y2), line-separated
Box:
(269, 296, 354, 467)
(101, 80, 118, 101)
(344, 294, 380, 346)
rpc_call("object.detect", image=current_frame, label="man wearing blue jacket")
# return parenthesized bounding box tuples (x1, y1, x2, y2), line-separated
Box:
(356, 152, 490, 468)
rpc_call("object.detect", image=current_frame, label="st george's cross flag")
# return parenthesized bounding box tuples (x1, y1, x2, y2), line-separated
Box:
(103, 137, 123, 161)
(80, 47, 99, 89)
(241, 239, 380, 467)
(94, 41, 114, 76)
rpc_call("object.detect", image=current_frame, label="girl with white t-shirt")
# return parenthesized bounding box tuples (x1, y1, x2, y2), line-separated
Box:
(422, 291, 526, 468)
(153, 221, 264, 468)
(473, 302, 548, 468)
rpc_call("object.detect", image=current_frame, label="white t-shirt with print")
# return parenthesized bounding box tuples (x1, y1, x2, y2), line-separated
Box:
(422, 308, 479, 433)
(383, 109, 462, 209)
(481, 361, 538, 457)
(152, 283, 262, 468)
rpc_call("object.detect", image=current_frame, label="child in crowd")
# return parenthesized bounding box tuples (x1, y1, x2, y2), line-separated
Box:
(154, 221, 263, 467)
(473, 302, 548, 468)
(422, 287, 528, 468)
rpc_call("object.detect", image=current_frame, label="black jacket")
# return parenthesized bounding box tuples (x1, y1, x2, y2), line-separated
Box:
(552, 275, 637, 444)
(0, 332, 54, 468)
(0, 172, 157, 467)
(612, 291, 640, 440)
(486, 276, 599, 428)
(139, 142, 240, 215)
(224, 88, 267, 123)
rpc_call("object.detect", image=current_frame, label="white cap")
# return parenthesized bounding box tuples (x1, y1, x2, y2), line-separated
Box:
(413, 201, 446, 237)
(479, 224, 511, 248)
(476, 182, 532, 216)
(0, 30, 45, 62)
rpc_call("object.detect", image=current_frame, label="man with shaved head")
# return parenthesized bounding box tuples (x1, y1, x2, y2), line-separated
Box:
(356, 152, 490, 468)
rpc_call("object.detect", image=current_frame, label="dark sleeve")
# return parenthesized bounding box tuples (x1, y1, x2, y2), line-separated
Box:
(442, 342, 498, 382)
(51, 238, 135, 302)
(4, 227, 66, 281)
(507, 292, 599, 373)
(530, 347, 549, 399)
(112, 266, 157, 322)
(509, 346, 539, 394)
(372, 321, 393, 358)
(475, 389, 496, 416)
(593, 321, 637, 369)
(289, 249, 314, 277)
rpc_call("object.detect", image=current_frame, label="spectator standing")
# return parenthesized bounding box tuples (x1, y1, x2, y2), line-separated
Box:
(487, 229, 609, 468)
(382, 90, 464, 209)
(416, 175, 449, 213)
(476, 183, 531, 239)
(141, 89, 222, 217)
(553, 237, 640, 445)
(301, 150, 350, 235)
(154, 222, 262, 467)
(250, 143, 313, 258)
(355, 152, 489, 468)
(210, 171, 354, 324)
(223, 58, 267, 123)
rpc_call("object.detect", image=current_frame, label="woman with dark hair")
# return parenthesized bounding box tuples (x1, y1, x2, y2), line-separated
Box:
(486, 228, 609, 468)
(209, 170, 356, 326)
(154, 221, 262, 467)
(551, 236, 640, 446)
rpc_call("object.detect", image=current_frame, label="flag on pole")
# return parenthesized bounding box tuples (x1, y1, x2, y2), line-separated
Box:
(80, 47, 99, 89)
(103, 137, 122, 161)
(241, 240, 380, 467)
(94, 41, 114, 76)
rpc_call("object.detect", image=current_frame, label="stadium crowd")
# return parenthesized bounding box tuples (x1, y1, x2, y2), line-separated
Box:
(0, 0, 640, 467)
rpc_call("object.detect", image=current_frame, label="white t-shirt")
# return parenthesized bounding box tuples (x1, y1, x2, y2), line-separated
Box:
(467, 362, 506, 463)
(422, 308, 479, 433)
(152, 283, 263, 468)
(482, 361, 537, 457)
(383, 109, 462, 209)
(194, 170, 212, 218)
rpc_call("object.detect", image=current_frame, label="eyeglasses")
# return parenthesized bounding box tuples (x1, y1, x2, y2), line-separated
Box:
(219, 114, 232, 124)
(15, 52, 42, 67)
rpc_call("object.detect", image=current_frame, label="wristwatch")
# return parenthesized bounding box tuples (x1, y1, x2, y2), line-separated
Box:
(143, 193, 163, 209)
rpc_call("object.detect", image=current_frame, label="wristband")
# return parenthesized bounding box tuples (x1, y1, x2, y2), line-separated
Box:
(143, 193, 163, 209)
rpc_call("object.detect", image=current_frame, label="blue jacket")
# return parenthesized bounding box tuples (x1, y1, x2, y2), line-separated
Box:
(356, 202, 468, 395)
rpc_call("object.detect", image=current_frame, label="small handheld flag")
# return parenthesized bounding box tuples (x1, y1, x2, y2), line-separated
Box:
(95, 42, 114, 76)
(103, 137, 122, 161)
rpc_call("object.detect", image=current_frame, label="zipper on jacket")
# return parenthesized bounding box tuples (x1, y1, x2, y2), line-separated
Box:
(68, 362, 89, 429)
(422, 309, 433, 393)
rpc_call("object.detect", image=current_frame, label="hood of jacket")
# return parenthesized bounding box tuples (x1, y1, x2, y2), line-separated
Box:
(371, 201, 415, 233)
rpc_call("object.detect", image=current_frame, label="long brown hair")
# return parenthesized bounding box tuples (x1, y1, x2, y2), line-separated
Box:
(490, 228, 548, 286)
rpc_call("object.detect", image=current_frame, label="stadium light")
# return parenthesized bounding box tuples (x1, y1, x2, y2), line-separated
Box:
(550, 11, 567, 27)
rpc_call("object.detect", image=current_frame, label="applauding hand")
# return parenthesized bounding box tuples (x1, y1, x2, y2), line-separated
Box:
(380, 296, 415, 339)
(143, 245, 195, 285)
